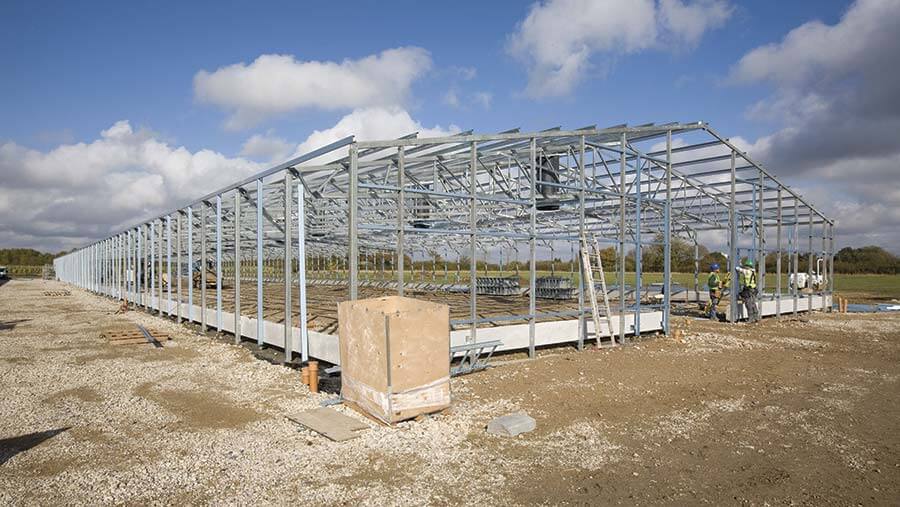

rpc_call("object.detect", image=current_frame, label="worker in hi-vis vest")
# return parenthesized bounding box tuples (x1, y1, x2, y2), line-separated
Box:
(707, 263, 723, 320)
(737, 258, 760, 323)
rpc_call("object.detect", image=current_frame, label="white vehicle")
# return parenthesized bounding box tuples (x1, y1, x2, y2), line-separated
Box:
(789, 258, 826, 290)
(0, 266, 8, 279)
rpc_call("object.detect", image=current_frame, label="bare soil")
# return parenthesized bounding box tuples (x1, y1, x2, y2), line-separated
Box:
(1, 278, 898, 505)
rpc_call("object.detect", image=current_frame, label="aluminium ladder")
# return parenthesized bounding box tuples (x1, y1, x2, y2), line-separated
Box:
(580, 236, 616, 347)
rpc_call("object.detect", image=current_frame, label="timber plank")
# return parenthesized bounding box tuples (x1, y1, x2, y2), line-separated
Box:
(287, 407, 369, 441)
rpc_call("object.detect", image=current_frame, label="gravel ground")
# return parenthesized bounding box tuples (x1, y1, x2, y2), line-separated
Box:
(2, 278, 899, 505)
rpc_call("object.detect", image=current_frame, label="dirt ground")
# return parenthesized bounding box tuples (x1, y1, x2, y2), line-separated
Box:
(1, 278, 899, 505)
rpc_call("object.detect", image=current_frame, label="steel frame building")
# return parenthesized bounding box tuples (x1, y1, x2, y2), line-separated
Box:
(55, 122, 834, 365)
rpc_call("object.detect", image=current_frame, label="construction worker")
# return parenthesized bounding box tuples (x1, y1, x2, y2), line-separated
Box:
(737, 258, 760, 323)
(707, 263, 722, 320)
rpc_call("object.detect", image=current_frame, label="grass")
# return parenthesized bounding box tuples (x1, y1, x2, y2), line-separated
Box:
(10, 260, 898, 303)
(831, 274, 900, 302)
(345, 269, 900, 303)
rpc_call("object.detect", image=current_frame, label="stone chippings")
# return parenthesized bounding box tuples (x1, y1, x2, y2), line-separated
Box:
(2, 279, 899, 505)
(0, 280, 524, 505)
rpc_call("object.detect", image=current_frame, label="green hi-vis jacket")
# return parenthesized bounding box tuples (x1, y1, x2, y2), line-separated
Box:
(708, 272, 721, 293)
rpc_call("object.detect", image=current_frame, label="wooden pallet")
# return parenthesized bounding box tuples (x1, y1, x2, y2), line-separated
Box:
(43, 291, 71, 297)
(101, 327, 169, 346)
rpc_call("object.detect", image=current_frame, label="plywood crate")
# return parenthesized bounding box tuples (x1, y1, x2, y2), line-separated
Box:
(338, 296, 450, 424)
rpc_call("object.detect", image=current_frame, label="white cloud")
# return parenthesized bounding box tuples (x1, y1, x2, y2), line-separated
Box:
(729, 0, 889, 87)
(0, 120, 261, 251)
(0, 108, 459, 251)
(727, 0, 900, 252)
(659, 0, 733, 47)
(240, 131, 293, 163)
(443, 89, 492, 110)
(508, 0, 732, 97)
(194, 47, 432, 129)
(473, 91, 493, 109)
(442, 89, 461, 108)
(294, 106, 461, 163)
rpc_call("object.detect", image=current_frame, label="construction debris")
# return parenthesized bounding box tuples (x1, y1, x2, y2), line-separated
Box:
(43, 290, 71, 297)
(487, 411, 536, 437)
(114, 300, 129, 314)
(287, 408, 369, 442)
(101, 325, 168, 347)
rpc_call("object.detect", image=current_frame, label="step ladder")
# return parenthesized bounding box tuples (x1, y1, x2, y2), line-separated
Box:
(580, 235, 616, 347)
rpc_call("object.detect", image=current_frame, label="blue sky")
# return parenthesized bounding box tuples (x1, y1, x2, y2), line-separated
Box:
(1, 0, 846, 151)
(2, 0, 897, 252)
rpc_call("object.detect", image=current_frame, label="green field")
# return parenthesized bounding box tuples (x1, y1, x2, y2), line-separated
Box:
(350, 269, 900, 303)
(5, 262, 897, 303)
(829, 274, 900, 302)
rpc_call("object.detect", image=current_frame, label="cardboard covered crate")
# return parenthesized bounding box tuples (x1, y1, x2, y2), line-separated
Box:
(338, 296, 451, 424)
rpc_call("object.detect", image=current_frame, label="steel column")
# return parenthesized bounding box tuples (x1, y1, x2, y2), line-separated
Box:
(234, 192, 241, 344)
(159, 220, 164, 316)
(577, 135, 586, 350)
(166, 215, 172, 316)
(619, 133, 627, 343)
(176, 212, 182, 323)
(256, 178, 264, 346)
(728, 150, 738, 322)
(776, 189, 782, 316)
(663, 131, 672, 335)
(216, 194, 223, 331)
(187, 206, 193, 321)
(470, 142, 478, 346)
(201, 205, 208, 330)
(396, 146, 405, 296)
(635, 151, 642, 338)
(528, 138, 537, 357)
(349, 144, 359, 300)
(284, 173, 293, 363)
(298, 181, 309, 362)
(150, 223, 155, 311)
(793, 199, 799, 316)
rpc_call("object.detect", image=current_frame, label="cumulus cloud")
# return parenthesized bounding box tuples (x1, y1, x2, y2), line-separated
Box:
(442, 89, 461, 108)
(194, 47, 432, 129)
(0, 121, 262, 252)
(1, 108, 459, 251)
(473, 91, 493, 109)
(293, 106, 460, 163)
(443, 89, 492, 110)
(240, 131, 293, 163)
(508, 0, 732, 97)
(728, 0, 900, 251)
(659, 0, 733, 46)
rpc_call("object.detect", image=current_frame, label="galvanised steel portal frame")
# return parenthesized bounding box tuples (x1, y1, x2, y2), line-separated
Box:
(54, 122, 834, 364)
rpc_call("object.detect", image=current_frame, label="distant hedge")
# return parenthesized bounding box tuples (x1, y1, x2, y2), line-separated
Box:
(2, 244, 896, 276)
(0, 248, 66, 266)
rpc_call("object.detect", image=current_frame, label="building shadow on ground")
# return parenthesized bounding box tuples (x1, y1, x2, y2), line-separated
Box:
(0, 427, 70, 465)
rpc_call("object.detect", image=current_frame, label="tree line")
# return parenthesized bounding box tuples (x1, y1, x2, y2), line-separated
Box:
(0, 248, 68, 266)
(3, 243, 896, 275)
